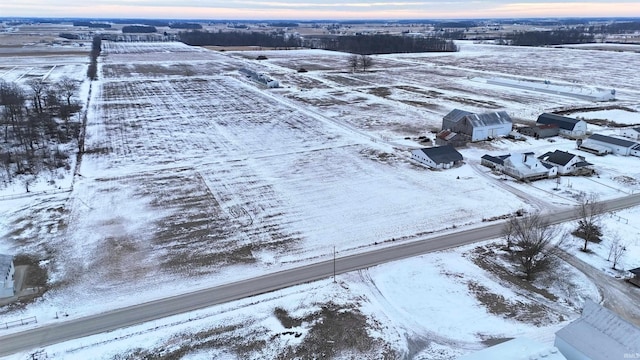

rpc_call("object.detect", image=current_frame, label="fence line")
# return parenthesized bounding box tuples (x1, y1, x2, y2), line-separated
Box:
(1, 316, 37, 330)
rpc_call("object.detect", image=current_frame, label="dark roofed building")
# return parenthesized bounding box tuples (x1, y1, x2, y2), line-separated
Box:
(630, 268, 640, 287)
(519, 123, 560, 139)
(411, 145, 463, 169)
(580, 133, 640, 156)
(537, 113, 587, 138)
(434, 130, 470, 147)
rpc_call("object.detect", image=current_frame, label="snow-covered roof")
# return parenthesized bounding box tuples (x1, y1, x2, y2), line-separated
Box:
(537, 113, 583, 131)
(555, 300, 640, 360)
(457, 337, 566, 360)
(416, 145, 463, 164)
(466, 111, 512, 128)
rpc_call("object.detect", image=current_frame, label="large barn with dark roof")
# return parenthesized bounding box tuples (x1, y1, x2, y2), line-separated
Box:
(536, 113, 587, 138)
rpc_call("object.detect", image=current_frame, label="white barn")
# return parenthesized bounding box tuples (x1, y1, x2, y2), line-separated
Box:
(538, 150, 593, 175)
(442, 109, 513, 142)
(411, 145, 463, 169)
(620, 127, 640, 141)
(0, 254, 15, 298)
(579, 134, 640, 156)
(554, 300, 640, 360)
(537, 113, 587, 138)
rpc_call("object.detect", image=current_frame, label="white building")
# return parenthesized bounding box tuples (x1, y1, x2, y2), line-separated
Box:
(620, 127, 640, 141)
(0, 254, 15, 298)
(555, 300, 640, 360)
(458, 337, 566, 360)
(411, 145, 463, 169)
(481, 152, 557, 181)
(579, 134, 640, 156)
(442, 109, 513, 142)
(536, 113, 587, 138)
(538, 150, 593, 175)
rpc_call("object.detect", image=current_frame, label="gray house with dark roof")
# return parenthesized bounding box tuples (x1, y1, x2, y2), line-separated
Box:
(554, 300, 640, 360)
(579, 133, 640, 156)
(0, 254, 14, 298)
(629, 267, 640, 287)
(442, 109, 513, 142)
(538, 150, 593, 175)
(537, 113, 587, 138)
(411, 146, 463, 169)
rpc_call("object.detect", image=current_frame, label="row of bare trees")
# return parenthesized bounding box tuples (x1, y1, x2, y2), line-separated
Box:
(348, 54, 373, 72)
(502, 193, 627, 281)
(0, 77, 82, 187)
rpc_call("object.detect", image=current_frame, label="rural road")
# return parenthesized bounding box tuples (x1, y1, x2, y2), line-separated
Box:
(2, 193, 640, 356)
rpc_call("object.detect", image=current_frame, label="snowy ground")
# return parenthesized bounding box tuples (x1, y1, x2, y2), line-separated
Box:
(1, 40, 640, 359)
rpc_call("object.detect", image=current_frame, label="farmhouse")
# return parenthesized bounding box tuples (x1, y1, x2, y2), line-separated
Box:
(620, 127, 640, 141)
(481, 152, 556, 181)
(536, 113, 587, 138)
(458, 337, 566, 360)
(538, 150, 593, 175)
(579, 134, 640, 156)
(0, 254, 14, 299)
(554, 300, 640, 360)
(519, 123, 559, 139)
(411, 145, 463, 169)
(441, 109, 512, 142)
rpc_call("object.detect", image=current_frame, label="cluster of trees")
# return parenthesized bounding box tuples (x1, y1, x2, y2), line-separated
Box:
(179, 30, 301, 48)
(348, 54, 374, 72)
(590, 21, 640, 34)
(87, 36, 101, 80)
(315, 34, 458, 54)
(72, 21, 111, 28)
(169, 22, 202, 30)
(0, 77, 82, 188)
(506, 28, 595, 46)
(122, 25, 157, 34)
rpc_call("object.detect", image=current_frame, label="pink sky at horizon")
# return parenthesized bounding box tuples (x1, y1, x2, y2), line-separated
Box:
(1, 2, 639, 20)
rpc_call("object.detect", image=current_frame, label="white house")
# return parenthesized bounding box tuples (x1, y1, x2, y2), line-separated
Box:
(411, 145, 463, 169)
(554, 300, 640, 360)
(537, 113, 587, 138)
(442, 109, 513, 142)
(458, 337, 566, 360)
(579, 134, 640, 156)
(0, 254, 15, 298)
(481, 152, 556, 181)
(621, 127, 640, 141)
(538, 150, 593, 175)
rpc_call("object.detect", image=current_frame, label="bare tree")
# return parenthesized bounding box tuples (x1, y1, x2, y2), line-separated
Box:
(607, 234, 626, 270)
(574, 192, 605, 252)
(360, 54, 373, 72)
(504, 212, 566, 280)
(348, 54, 359, 72)
(56, 77, 79, 107)
(26, 78, 49, 114)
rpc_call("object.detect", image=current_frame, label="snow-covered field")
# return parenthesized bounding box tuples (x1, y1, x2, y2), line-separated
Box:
(1, 40, 640, 359)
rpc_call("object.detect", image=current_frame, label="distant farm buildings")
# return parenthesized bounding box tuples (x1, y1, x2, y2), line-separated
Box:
(438, 109, 512, 146)
(239, 68, 280, 88)
(579, 134, 640, 156)
(486, 77, 616, 102)
(0, 254, 14, 299)
(536, 113, 587, 138)
(411, 145, 463, 169)
(620, 127, 640, 141)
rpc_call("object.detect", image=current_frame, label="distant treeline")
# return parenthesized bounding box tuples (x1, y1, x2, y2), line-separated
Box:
(122, 25, 157, 33)
(179, 30, 301, 48)
(594, 21, 640, 33)
(169, 22, 202, 30)
(507, 28, 595, 46)
(317, 34, 459, 54)
(73, 21, 111, 28)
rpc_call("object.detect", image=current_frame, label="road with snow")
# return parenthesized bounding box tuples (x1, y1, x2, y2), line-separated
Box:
(1, 193, 640, 356)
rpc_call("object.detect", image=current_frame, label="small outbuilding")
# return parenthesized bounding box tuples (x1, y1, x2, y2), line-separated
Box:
(629, 267, 640, 287)
(554, 300, 640, 360)
(536, 113, 587, 138)
(434, 130, 470, 147)
(0, 254, 15, 299)
(442, 109, 513, 142)
(538, 150, 593, 175)
(620, 127, 640, 141)
(411, 145, 463, 169)
(579, 134, 640, 156)
(519, 123, 560, 139)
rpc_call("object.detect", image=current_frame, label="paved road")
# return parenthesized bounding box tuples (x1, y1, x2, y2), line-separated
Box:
(2, 193, 640, 356)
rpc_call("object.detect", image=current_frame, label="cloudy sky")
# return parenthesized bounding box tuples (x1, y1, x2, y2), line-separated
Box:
(1, 1, 639, 20)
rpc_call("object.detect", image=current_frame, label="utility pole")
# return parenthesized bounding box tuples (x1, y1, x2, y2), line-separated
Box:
(333, 245, 336, 283)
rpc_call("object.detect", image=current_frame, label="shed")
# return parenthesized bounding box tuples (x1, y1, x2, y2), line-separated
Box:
(0, 254, 15, 299)
(629, 267, 640, 287)
(554, 300, 640, 360)
(538, 150, 593, 175)
(537, 113, 587, 138)
(621, 127, 640, 141)
(411, 145, 463, 169)
(442, 109, 512, 142)
(519, 123, 559, 139)
(580, 134, 639, 156)
(435, 130, 470, 147)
